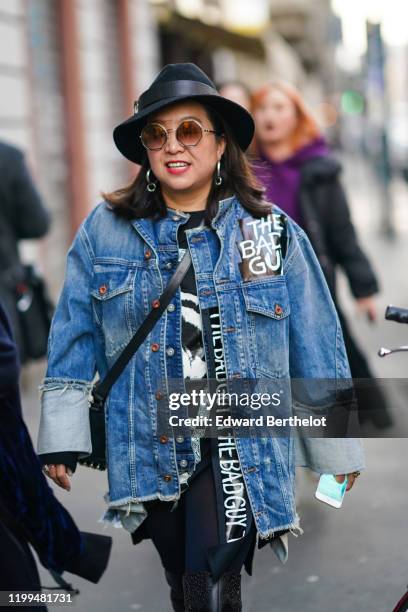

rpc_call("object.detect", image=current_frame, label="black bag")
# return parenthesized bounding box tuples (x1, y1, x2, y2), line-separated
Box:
(79, 249, 192, 470)
(14, 264, 54, 360)
(0, 201, 53, 362)
(80, 402, 108, 470)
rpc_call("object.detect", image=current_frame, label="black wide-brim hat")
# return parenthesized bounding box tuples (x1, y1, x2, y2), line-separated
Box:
(113, 62, 254, 164)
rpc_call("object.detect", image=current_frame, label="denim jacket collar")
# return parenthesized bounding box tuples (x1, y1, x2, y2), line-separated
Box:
(129, 194, 237, 255)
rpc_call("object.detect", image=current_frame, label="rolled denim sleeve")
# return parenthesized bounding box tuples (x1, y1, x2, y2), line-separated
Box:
(37, 224, 97, 456)
(285, 224, 365, 474)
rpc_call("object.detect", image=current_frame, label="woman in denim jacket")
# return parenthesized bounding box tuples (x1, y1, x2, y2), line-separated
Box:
(37, 63, 365, 612)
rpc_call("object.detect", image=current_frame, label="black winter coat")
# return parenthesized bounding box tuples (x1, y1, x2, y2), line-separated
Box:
(0, 141, 51, 361)
(299, 156, 379, 300)
(0, 141, 50, 272)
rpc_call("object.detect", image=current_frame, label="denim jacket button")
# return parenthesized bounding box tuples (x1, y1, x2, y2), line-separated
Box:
(144, 249, 152, 259)
(165, 261, 173, 270)
(98, 284, 108, 295)
(176, 436, 184, 443)
(167, 303, 175, 312)
(166, 347, 175, 357)
(155, 390, 164, 400)
(159, 435, 169, 444)
(152, 299, 160, 309)
(274, 304, 283, 316)
(151, 343, 160, 352)
(163, 474, 172, 482)
(172, 215, 180, 221)
(179, 459, 188, 468)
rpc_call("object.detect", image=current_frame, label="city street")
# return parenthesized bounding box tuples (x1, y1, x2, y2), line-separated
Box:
(21, 157, 408, 612)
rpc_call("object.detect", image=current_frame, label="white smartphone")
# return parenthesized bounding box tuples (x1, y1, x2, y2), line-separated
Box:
(315, 473, 348, 508)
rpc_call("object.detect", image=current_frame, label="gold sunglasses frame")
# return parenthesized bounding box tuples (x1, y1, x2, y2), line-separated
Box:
(140, 118, 219, 151)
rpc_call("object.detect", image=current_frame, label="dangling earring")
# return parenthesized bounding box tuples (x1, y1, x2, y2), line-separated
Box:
(146, 168, 157, 192)
(215, 159, 223, 186)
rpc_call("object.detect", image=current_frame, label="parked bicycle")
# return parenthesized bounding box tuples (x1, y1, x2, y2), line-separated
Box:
(378, 305, 408, 358)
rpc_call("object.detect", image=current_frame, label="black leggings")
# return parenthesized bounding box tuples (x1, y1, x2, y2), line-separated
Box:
(143, 461, 253, 575)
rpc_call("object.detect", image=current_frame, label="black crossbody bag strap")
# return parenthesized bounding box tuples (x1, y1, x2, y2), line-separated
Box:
(91, 249, 192, 408)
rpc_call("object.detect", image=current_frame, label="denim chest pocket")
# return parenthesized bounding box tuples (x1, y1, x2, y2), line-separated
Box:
(91, 266, 136, 358)
(242, 278, 291, 378)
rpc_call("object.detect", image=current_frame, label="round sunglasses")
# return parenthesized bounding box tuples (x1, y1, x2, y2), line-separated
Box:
(140, 118, 220, 151)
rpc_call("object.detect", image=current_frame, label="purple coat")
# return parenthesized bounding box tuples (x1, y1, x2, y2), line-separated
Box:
(252, 137, 329, 225)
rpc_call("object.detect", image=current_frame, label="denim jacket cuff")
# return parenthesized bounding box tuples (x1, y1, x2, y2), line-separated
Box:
(294, 436, 366, 474)
(37, 378, 94, 456)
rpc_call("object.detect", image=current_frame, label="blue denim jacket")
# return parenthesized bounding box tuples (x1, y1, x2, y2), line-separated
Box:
(37, 195, 365, 540)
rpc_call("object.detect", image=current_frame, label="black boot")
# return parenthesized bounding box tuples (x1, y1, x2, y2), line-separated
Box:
(165, 569, 185, 612)
(183, 570, 242, 611)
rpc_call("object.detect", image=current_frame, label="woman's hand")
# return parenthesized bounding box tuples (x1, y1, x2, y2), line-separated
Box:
(355, 296, 377, 323)
(43, 464, 72, 491)
(334, 472, 360, 491)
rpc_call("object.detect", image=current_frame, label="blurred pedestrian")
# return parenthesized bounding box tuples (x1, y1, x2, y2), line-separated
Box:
(0, 299, 112, 609)
(218, 81, 257, 157)
(0, 141, 51, 365)
(37, 63, 364, 612)
(251, 80, 392, 428)
(217, 80, 252, 112)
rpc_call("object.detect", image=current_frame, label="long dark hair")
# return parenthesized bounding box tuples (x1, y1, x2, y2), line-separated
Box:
(102, 103, 272, 224)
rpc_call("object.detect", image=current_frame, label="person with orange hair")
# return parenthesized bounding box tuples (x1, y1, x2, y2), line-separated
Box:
(251, 80, 392, 429)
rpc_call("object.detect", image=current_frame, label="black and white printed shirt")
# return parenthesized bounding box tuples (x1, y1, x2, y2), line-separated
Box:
(176, 209, 211, 467)
(177, 210, 207, 380)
